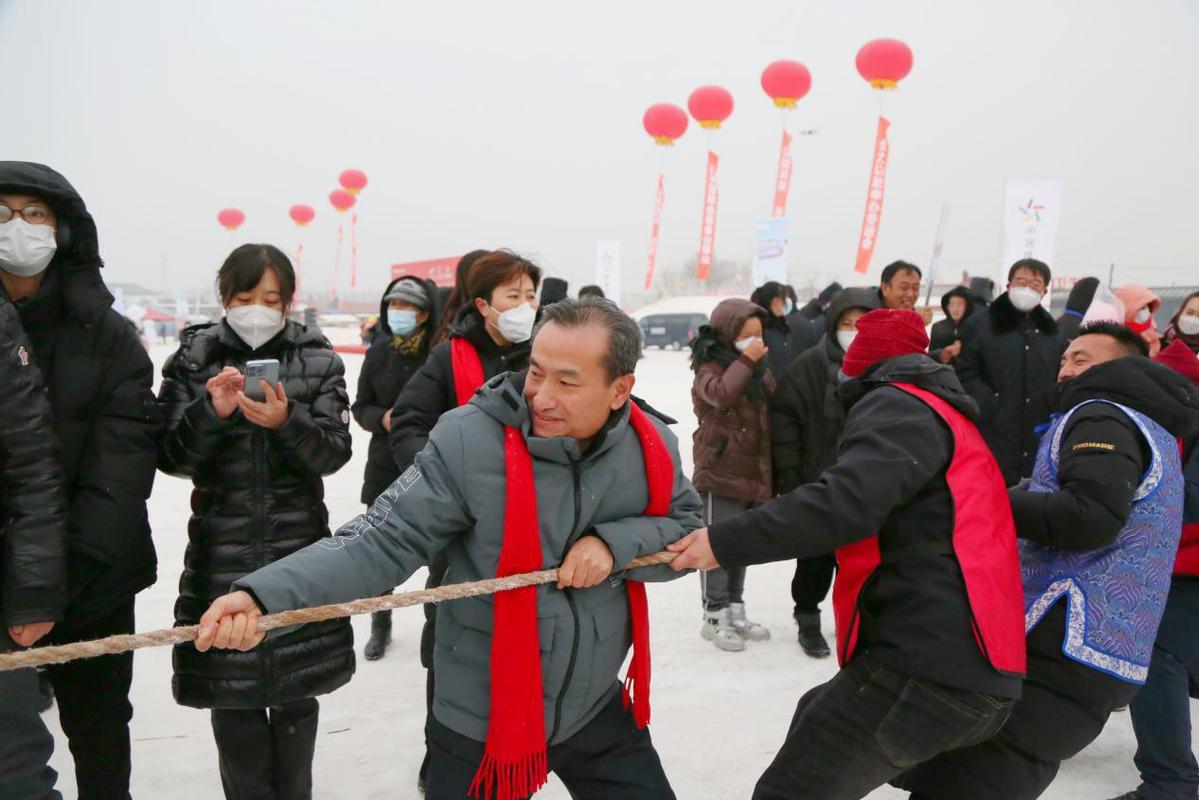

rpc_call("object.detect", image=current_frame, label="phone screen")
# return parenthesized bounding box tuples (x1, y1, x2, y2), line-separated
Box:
(243, 359, 281, 401)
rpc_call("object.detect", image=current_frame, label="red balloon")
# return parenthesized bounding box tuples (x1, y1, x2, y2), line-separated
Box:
(329, 189, 356, 212)
(339, 169, 367, 195)
(217, 208, 245, 231)
(856, 38, 913, 89)
(761, 60, 812, 109)
(642, 104, 689, 146)
(289, 204, 315, 227)
(687, 86, 734, 130)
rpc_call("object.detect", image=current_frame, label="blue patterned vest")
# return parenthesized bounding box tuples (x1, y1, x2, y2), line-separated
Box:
(1022, 399, 1183, 684)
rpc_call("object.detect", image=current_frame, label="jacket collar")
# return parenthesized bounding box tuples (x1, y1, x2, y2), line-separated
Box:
(989, 291, 1058, 336)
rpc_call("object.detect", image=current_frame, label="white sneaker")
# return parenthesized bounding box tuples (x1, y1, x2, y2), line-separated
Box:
(701, 608, 746, 652)
(729, 602, 771, 641)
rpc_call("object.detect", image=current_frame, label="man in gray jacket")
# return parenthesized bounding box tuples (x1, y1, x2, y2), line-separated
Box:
(196, 297, 703, 800)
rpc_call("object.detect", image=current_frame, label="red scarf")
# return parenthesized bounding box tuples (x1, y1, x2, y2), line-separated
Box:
(451, 338, 670, 800)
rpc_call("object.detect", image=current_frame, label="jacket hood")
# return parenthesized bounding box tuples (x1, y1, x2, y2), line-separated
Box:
(540, 277, 569, 307)
(377, 274, 439, 338)
(969, 277, 995, 304)
(1115, 284, 1162, 317)
(1058, 355, 1199, 439)
(824, 286, 880, 338)
(1064, 277, 1100, 314)
(709, 298, 768, 346)
(841, 353, 980, 421)
(939, 286, 974, 319)
(0, 161, 112, 322)
(989, 290, 1058, 336)
(173, 319, 332, 369)
(817, 282, 843, 306)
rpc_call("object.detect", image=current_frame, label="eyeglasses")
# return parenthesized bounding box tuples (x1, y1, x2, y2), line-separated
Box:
(0, 205, 53, 225)
(1010, 276, 1046, 293)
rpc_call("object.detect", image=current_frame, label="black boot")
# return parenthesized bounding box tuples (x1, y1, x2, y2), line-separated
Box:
(795, 612, 831, 659)
(364, 610, 392, 661)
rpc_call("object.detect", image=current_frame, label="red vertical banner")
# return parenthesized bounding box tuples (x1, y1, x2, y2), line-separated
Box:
(644, 173, 666, 291)
(771, 129, 794, 218)
(333, 224, 344, 300)
(350, 212, 359, 289)
(854, 116, 891, 273)
(697, 150, 720, 281)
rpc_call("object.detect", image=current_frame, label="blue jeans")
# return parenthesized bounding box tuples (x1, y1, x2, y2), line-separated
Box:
(1132, 577, 1199, 800)
(0, 627, 61, 800)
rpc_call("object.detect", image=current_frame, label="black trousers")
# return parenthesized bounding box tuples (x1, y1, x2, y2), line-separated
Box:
(753, 653, 1013, 800)
(426, 692, 674, 800)
(43, 598, 135, 800)
(895, 663, 1128, 800)
(0, 626, 61, 800)
(210, 698, 320, 800)
(791, 554, 836, 616)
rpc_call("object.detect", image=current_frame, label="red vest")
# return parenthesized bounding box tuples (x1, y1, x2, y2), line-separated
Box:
(831, 382, 1026, 676)
(1175, 441, 1199, 576)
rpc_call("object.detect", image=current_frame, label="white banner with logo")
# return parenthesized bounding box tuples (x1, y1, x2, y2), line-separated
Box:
(1000, 179, 1064, 284)
(751, 217, 789, 288)
(595, 241, 622, 307)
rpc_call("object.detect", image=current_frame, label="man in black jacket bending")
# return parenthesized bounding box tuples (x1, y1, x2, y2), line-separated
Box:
(0, 294, 68, 800)
(0, 162, 162, 800)
(671, 309, 1027, 800)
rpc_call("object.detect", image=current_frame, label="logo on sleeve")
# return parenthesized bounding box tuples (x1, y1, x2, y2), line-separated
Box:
(1071, 441, 1116, 452)
(17, 345, 29, 366)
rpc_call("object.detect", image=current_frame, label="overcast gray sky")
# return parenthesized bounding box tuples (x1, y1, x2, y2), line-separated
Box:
(1, 0, 1196, 300)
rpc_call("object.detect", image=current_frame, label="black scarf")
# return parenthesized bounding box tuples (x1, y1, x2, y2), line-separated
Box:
(689, 324, 769, 400)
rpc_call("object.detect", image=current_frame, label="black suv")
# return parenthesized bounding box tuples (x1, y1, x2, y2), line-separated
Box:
(639, 313, 708, 350)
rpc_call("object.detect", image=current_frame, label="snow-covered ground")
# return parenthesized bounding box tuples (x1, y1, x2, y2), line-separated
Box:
(43, 334, 1191, 799)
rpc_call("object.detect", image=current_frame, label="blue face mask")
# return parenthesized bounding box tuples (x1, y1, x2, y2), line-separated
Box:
(784, 298, 795, 316)
(388, 309, 420, 336)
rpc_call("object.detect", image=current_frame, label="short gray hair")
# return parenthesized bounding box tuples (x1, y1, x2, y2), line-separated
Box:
(533, 296, 642, 382)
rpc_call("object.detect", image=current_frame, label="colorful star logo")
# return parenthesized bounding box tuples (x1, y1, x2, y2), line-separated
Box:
(1020, 198, 1046, 223)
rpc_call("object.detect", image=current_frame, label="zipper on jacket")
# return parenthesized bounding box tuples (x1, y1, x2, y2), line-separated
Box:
(253, 429, 266, 569)
(548, 457, 583, 743)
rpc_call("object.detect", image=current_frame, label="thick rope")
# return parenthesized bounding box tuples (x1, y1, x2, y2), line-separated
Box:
(0, 551, 679, 672)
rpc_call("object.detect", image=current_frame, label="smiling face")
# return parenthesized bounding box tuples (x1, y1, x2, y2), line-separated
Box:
(881, 268, 920, 310)
(1058, 333, 1128, 382)
(524, 320, 634, 447)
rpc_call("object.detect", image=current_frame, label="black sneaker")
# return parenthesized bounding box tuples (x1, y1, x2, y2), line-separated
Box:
(794, 612, 831, 659)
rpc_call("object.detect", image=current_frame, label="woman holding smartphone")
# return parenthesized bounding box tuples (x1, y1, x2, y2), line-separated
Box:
(158, 243, 354, 799)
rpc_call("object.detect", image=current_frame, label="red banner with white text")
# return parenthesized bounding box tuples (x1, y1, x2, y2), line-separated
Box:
(697, 150, 720, 281)
(854, 116, 891, 274)
(771, 130, 794, 218)
(644, 173, 665, 290)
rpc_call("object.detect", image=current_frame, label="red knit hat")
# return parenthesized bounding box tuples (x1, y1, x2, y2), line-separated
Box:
(1155, 339, 1199, 387)
(842, 308, 930, 377)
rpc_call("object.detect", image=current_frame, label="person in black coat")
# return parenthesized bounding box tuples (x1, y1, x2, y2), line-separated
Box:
(387, 249, 540, 794)
(0, 161, 162, 800)
(770, 287, 878, 657)
(158, 244, 354, 800)
(751, 281, 818, 378)
(670, 310, 1025, 799)
(956, 259, 1067, 485)
(1056, 276, 1099, 342)
(0, 294, 68, 800)
(929, 286, 974, 364)
(351, 273, 438, 660)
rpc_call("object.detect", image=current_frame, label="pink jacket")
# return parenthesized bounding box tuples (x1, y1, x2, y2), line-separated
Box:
(1116, 284, 1163, 357)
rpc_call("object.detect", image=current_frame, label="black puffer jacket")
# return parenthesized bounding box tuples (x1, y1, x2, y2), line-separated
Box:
(956, 292, 1067, 485)
(0, 298, 67, 626)
(762, 312, 818, 378)
(352, 275, 438, 505)
(0, 162, 162, 628)
(770, 287, 879, 493)
(158, 320, 354, 709)
(388, 304, 532, 471)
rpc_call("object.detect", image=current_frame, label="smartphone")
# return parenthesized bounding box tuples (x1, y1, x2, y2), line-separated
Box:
(243, 359, 281, 401)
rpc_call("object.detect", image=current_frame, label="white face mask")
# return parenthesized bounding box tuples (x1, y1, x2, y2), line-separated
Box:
(734, 336, 761, 352)
(1178, 315, 1199, 336)
(490, 301, 536, 343)
(836, 330, 857, 351)
(1008, 286, 1043, 313)
(1134, 307, 1151, 324)
(226, 304, 285, 350)
(0, 219, 58, 278)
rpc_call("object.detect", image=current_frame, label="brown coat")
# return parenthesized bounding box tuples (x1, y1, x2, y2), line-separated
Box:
(691, 299, 775, 503)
